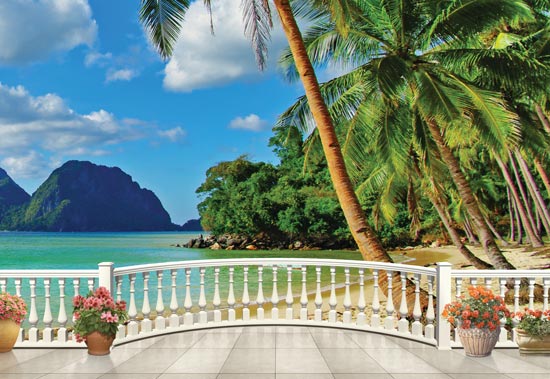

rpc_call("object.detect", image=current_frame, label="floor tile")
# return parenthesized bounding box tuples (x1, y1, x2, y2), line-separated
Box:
(99, 374, 160, 379)
(333, 375, 391, 379)
(235, 333, 276, 348)
(276, 348, 331, 373)
(0, 349, 88, 374)
(407, 349, 500, 373)
(0, 374, 53, 379)
(391, 375, 452, 379)
(218, 374, 275, 379)
(453, 350, 549, 373)
(364, 348, 443, 374)
(278, 374, 334, 379)
(220, 349, 275, 373)
(276, 326, 311, 334)
(506, 374, 550, 379)
(275, 333, 317, 348)
(347, 332, 403, 349)
(107, 348, 187, 373)
(158, 375, 217, 379)
(320, 348, 386, 374)
(40, 374, 102, 379)
(163, 348, 232, 373)
(54, 349, 142, 374)
(241, 326, 277, 334)
(193, 332, 240, 348)
(149, 331, 205, 349)
(310, 329, 361, 348)
(447, 374, 513, 379)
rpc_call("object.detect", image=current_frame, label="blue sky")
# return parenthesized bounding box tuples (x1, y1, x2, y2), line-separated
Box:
(0, 0, 317, 224)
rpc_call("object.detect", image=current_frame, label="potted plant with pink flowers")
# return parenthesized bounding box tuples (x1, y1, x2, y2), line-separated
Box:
(0, 292, 27, 353)
(72, 287, 128, 355)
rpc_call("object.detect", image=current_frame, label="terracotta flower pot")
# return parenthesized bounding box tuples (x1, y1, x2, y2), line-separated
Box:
(457, 327, 500, 357)
(0, 319, 20, 353)
(85, 331, 115, 355)
(516, 329, 550, 355)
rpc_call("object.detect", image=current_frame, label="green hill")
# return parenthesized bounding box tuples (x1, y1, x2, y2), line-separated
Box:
(0, 168, 30, 209)
(12, 160, 179, 231)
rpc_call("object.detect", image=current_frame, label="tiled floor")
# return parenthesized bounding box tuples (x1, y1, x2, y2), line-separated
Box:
(1, 326, 549, 379)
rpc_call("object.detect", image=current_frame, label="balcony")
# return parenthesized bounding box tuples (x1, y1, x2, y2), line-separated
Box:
(1, 258, 549, 376)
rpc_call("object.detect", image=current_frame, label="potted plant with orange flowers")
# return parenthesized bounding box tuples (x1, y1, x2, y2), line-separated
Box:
(72, 287, 128, 355)
(442, 285, 510, 357)
(0, 292, 27, 353)
(512, 308, 550, 354)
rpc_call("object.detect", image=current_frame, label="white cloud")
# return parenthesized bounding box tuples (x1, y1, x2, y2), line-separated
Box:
(1, 151, 47, 179)
(84, 51, 113, 67)
(0, 82, 145, 178)
(228, 114, 268, 132)
(105, 68, 139, 83)
(0, 0, 97, 65)
(158, 127, 186, 142)
(162, 0, 288, 92)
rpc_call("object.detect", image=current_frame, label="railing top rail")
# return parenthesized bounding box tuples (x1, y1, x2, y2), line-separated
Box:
(0, 270, 99, 279)
(451, 269, 550, 279)
(113, 258, 437, 276)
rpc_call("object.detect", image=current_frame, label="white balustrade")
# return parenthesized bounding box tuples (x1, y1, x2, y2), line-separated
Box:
(1, 259, 548, 351)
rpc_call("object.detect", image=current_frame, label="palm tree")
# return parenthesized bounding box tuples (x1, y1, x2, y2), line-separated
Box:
(137, 0, 393, 263)
(278, 0, 541, 269)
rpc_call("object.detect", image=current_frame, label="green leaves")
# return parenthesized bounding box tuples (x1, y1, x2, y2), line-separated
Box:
(139, 0, 189, 60)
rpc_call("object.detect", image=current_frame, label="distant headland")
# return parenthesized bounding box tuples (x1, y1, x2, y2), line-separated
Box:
(0, 160, 188, 232)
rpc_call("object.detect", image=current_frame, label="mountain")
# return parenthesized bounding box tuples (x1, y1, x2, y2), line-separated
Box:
(181, 218, 203, 231)
(17, 161, 179, 231)
(0, 168, 30, 212)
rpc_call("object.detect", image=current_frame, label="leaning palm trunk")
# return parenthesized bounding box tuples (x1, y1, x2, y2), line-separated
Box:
(495, 156, 542, 246)
(426, 120, 515, 269)
(535, 103, 550, 134)
(508, 152, 543, 243)
(272, 0, 428, 312)
(273, 0, 391, 264)
(483, 215, 509, 247)
(533, 157, 550, 197)
(515, 150, 550, 236)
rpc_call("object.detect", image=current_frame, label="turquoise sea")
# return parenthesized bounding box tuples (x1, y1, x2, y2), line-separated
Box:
(0, 231, 364, 270)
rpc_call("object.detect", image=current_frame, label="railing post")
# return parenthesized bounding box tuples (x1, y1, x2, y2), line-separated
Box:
(98, 262, 114, 293)
(436, 262, 452, 350)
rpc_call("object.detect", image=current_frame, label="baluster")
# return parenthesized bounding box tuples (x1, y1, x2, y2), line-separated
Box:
(57, 278, 68, 342)
(73, 278, 80, 298)
(343, 268, 352, 324)
(242, 266, 250, 321)
(155, 270, 166, 330)
(300, 266, 308, 321)
(528, 277, 535, 310)
(544, 278, 549, 311)
(227, 266, 236, 322)
(357, 268, 366, 326)
(513, 278, 521, 314)
(183, 268, 193, 325)
(425, 275, 435, 340)
(455, 278, 463, 300)
(329, 267, 337, 323)
(28, 278, 39, 342)
(169, 269, 179, 328)
(411, 274, 422, 336)
(484, 277, 492, 290)
(371, 270, 381, 328)
(384, 271, 395, 330)
(256, 266, 265, 320)
(285, 265, 293, 320)
(498, 277, 508, 343)
(128, 274, 139, 334)
(470, 278, 478, 287)
(213, 267, 221, 323)
(398, 272, 409, 333)
(198, 267, 207, 323)
(115, 276, 123, 302)
(271, 265, 279, 320)
(314, 266, 322, 322)
(15, 278, 24, 342)
(141, 272, 152, 332)
(87, 278, 94, 292)
(0, 278, 6, 292)
(42, 278, 54, 342)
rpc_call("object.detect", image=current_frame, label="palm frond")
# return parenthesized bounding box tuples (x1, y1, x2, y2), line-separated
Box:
(140, 0, 189, 60)
(241, 0, 273, 70)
